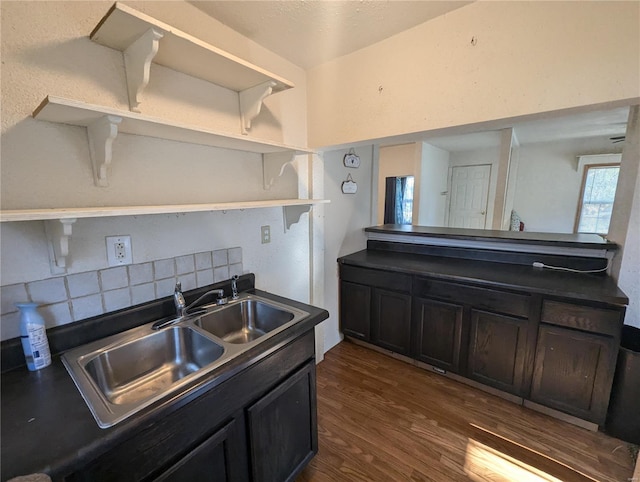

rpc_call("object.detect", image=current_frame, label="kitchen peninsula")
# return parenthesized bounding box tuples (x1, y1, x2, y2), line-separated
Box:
(338, 225, 628, 430)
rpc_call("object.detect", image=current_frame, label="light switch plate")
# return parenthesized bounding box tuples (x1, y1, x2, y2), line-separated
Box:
(261, 225, 271, 244)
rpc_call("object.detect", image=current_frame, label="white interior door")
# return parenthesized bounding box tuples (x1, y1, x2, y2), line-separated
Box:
(448, 165, 491, 228)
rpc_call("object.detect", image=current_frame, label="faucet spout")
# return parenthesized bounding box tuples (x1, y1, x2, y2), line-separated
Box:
(174, 282, 186, 317)
(154, 284, 228, 330)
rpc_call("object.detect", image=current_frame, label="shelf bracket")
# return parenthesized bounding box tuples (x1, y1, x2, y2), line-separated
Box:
(124, 27, 165, 113)
(263, 151, 296, 190)
(239, 81, 277, 134)
(283, 204, 311, 231)
(87, 115, 122, 187)
(44, 218, 77, 274)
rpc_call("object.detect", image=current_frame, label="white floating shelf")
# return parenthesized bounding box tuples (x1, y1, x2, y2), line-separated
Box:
(90, 2, 294, 131)
(2, 199, 329, 274)
(0, 199, 329, 222)
(33, 96, 312, 187)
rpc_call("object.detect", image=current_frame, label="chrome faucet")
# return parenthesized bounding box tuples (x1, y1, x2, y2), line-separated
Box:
(153, 282, 228, 330)
(174, 282, 186, 317)
(231, 275, 239, 300)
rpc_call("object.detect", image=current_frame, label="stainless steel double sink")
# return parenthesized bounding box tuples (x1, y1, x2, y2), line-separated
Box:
(62, 293, 309, 428)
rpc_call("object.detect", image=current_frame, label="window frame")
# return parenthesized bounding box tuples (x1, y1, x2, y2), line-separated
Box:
(574, 162, 621, 235)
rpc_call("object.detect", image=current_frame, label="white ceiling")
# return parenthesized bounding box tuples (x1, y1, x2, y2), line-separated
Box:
(189, 1, 471, 69)
(189, 1, 630, 150)
(422, 106, 630, 152)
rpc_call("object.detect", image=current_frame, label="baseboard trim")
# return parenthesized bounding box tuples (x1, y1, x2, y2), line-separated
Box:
(523, 400, 599, 432)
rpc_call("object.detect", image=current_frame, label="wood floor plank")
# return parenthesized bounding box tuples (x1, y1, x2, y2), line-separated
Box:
(298, 341, 637, 482)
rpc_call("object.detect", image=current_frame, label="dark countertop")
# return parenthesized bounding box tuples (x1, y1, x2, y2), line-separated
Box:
(365, 224, 618, 250)
(338, 249, 628, 306)
(1, 289, 328, 481)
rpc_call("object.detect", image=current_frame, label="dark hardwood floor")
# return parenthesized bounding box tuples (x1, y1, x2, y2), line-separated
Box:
(298, 341, 637, 482)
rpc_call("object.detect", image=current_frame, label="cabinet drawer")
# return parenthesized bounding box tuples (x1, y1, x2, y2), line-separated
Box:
(340, 265, 411, 292)
(413, 278, 530, 318)
(541, 300, 622, 337)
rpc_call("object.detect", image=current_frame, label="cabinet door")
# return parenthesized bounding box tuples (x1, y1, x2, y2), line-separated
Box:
(372, 288, 412, 355)
(340, 281, 371, 341)
(530, 324, 616, 424)
(153, 419, 248, 482)
(246, 361, 317, 482)
(467, 310, 529, 395)
(412, 297, 464, 372)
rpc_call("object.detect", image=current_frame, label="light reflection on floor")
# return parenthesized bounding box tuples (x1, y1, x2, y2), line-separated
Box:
(464, 424, 597, 482)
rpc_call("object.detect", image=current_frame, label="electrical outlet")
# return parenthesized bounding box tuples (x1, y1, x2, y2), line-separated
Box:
(261, 225, 271, 244)
(106, 235, 132, 266)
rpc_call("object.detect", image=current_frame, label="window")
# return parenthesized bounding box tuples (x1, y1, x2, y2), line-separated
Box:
(575, 164, 620, 234)
(383, 176, 414, 224)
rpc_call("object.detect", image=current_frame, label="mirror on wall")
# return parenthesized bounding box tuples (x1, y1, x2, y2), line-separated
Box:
(377, 106, 630, 234)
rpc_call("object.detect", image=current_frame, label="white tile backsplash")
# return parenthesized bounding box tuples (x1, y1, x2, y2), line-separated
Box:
(176, 255, 195, 275)
(67, 271, 100, 298)
(28, 277, 67, 304)
(128, 263, 153, 286)
(179, 273, 197, 292)
(228, 247, 242, 265)
(213, 249, 228, 267)
(195, 252, 213, 270)
(1, 284, 29, 315)
(0, 247, 242, 341)
(40, 302, 73, 328)
(103, 288, 132, 312)
(71, 294, 104, 321)
(131, 283, 155, 305)
(214, 265, 230, 282)
(196, 269, 214, 288)
(229, 263, 243, 278)
(1, 312, 21, 340)
(154, 258, 175, 280)
(155, 278, 176, 298)
(99, 266, 129, 291)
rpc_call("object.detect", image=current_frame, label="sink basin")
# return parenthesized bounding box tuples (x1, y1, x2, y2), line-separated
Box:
(63, 324, 225, 428)
(195, 297, 308, 344)
(84, 326, 224, 405)
(62, 293, 309, 428)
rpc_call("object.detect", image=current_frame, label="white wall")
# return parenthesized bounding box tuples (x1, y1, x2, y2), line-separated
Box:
(610, 106, 640, 329)
(321, 147, 374, 351)
(308, 1, 640, 148)
(0, 2, 317, 338)
(513, 139, 622, 233)
(377, 143, 418, 223)
(417, 142, 449, 226)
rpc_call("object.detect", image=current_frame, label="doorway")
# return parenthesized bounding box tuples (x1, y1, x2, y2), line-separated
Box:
(447, 165, 491, 228)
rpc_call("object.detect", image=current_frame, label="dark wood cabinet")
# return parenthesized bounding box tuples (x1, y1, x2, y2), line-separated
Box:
(372, 288, 412, 355)
(247, 361, 317, 482)
(412, 278, 532, 392)
(339, 265, 412, 354)
(338, 257, 625, 428)
(467, 310, 529, 395)
(531, 324, 618, 424)
(412, 297, 463, 372)
(154, 419, 247, 482)
(340, 281, 371, 341)
(528, 299, 623, 424)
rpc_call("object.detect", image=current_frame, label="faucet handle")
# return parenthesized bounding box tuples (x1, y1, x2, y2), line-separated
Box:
(175, 281, 182, 292)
